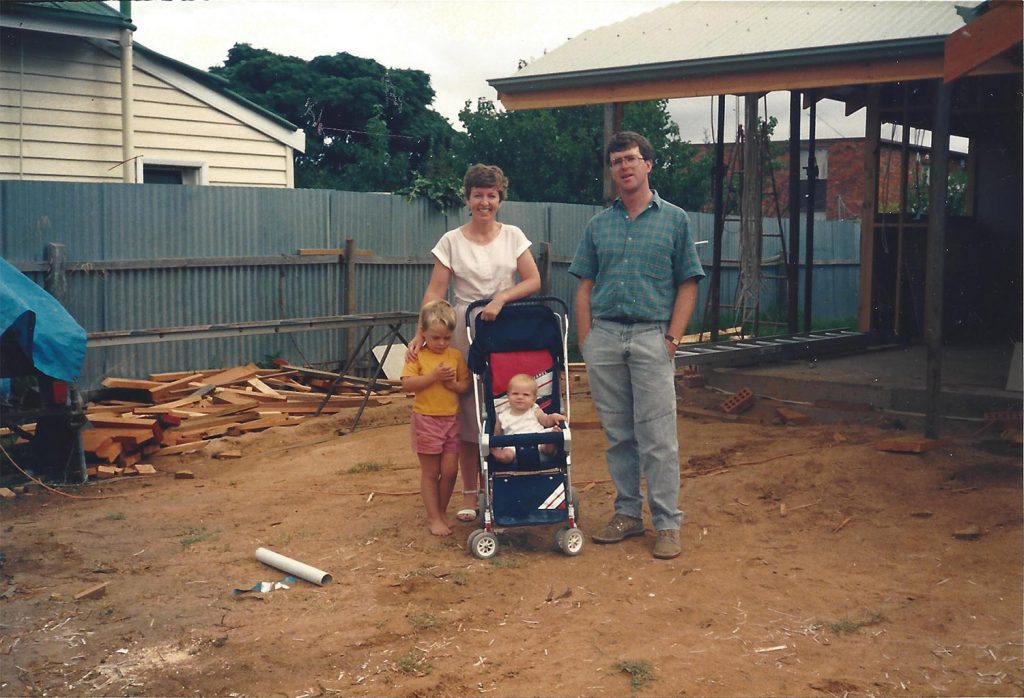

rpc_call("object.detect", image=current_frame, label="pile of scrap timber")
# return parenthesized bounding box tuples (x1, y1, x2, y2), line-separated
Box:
(81, 363, 401, 479)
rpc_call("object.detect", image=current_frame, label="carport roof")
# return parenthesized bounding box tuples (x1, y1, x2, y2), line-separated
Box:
(490, 0, 986, 109)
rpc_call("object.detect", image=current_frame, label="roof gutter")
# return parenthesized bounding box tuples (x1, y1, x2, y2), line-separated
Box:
(489, 36, 947, 95)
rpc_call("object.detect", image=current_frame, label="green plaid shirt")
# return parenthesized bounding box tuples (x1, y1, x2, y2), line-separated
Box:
(568, 191, 705, 322)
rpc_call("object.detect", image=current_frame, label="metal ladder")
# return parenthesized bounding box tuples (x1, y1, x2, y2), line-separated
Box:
(702, 98, 793, 337)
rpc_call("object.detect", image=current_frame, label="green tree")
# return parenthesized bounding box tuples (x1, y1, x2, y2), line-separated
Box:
(210, 44, 460, 192)
(456, 98, 712, 209)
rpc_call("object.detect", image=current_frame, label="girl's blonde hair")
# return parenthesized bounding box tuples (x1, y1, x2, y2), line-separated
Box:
(419, 299, 456, 331)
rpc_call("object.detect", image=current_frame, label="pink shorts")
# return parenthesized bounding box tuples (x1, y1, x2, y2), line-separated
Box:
(410, 413, 460, 455)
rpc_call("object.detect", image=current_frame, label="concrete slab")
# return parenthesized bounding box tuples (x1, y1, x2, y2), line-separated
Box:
(703, 344, 1023, 419)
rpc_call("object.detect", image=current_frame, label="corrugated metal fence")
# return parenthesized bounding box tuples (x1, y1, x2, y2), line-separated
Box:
(0, 181, 859, 388)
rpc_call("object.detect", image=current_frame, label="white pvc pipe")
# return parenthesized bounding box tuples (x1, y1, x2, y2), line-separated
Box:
(255, 547, 332, 586)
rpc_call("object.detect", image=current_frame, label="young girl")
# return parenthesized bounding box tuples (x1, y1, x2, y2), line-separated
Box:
(401, 300, 470, 536)
(490, 373, 567, 464)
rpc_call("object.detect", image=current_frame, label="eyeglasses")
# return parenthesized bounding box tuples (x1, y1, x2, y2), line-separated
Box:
(609, 154, 646, 169)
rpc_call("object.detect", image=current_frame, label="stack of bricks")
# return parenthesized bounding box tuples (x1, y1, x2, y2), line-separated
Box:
(680, 368, 704, 389)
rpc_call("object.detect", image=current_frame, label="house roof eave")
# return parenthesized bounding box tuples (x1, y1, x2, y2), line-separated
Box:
(489, 36, 947, 99)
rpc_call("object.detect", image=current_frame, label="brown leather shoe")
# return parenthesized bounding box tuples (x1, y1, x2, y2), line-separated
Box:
(592, 513, 645, 543)
(653, 529, 681, 559)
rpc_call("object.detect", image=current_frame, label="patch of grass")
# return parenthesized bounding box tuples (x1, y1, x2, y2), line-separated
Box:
(105, 511, 126, 521)
(407, 611, 438, 631)
(401, 567, 433, 579)
(489, 557, 522, 569)
(180, 526, 217, 547)
(396, 647, 431, 675)
(450, 571, 469, 586)
(269, 530, 306, 549)
(613, 659, 655, 691)
(825, 611, 884, 634)
(346, 459, 394, 474)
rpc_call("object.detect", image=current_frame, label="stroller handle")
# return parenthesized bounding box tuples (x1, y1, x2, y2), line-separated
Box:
(465, 295, 569, 325)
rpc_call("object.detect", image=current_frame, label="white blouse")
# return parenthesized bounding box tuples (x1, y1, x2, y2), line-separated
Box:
(431, 224, 532, 307)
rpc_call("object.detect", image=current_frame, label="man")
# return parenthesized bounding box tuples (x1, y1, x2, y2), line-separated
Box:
(568, 131, 705, 560)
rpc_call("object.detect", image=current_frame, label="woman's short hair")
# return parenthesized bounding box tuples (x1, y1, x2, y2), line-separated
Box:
(463, 164, 509, 201)
(604, 131, 655, 165)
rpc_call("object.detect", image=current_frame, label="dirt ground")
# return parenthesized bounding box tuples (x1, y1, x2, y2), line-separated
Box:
(1, 379, 1022, 698)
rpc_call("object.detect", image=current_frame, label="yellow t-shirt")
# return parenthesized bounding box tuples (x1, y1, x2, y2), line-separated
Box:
(402, 346, 469, 416)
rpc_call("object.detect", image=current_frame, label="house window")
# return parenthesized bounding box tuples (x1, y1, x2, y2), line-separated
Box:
(137, 158, 207, 185)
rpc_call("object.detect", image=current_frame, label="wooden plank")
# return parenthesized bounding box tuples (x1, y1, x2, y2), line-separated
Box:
(212, 387, 288, 403)
(85, 414, 159, 431)
(873, 437, 951, 454)
(200, 364, 261, 388)
(149, 373, 206, 401)
(496, 55, 947, 111)
(109, 428, 160, 448)
(151, 441, 210, 457)
(131, 391, 210, 414)
(163, 411, 261, 439)
(93, 439, 123, 463)
(149, 369, 220, 382)
(213, 390, 267, 406)
(81, 430, 114, 452)
(263, 376, 312, 392)
(297, 247, 343, 255)
(81, 402, 150, 414)
(246, 377, 284, 397)
(257, 402, 385, 414)
(101, 377, 163, 390)
(226, 414, 302, 435)
(944, 1, 1023, 83)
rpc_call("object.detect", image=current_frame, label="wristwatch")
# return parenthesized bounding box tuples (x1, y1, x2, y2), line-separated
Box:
(665, 333, 681, 347)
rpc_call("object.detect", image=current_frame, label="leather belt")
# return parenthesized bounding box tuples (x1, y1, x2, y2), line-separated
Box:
(602, 317, 649, 324)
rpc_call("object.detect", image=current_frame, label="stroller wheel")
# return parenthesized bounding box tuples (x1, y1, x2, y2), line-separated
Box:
(469, 531, 499, 559)
(555, 526, 585, 556)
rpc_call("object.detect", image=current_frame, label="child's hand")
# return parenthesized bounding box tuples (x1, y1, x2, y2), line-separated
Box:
(432, 363, 456, 383)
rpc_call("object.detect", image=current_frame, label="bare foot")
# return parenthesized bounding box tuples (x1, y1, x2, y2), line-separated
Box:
(428, 519, 452, 536)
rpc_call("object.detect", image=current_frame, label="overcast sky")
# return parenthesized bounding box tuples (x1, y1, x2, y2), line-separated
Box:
(121, 0, 868, 144)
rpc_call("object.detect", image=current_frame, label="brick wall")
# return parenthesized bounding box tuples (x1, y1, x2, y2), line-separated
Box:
(695, 138, 963, 221)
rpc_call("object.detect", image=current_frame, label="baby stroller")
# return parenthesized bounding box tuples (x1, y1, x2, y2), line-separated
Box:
(464, 296, 583, 559)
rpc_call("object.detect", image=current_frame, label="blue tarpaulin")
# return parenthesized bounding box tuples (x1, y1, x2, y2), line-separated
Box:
(0, 257, 86, 383)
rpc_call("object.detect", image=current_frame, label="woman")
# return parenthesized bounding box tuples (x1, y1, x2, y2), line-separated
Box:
(408, 164, 541, 522)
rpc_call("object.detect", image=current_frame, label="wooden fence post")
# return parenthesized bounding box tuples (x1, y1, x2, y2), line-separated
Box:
(344, 238, 357, 360)
(539, 241, 552, 296)
(44, 243, 68, 306)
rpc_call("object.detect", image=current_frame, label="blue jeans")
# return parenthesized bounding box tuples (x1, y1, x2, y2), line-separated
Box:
(581, 319, 682, 531)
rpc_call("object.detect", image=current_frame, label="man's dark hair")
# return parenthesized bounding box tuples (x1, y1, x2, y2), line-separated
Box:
(604, 131, 655, 165)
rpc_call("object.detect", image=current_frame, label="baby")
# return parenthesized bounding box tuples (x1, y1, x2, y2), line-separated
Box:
(490, 373, 567, 464)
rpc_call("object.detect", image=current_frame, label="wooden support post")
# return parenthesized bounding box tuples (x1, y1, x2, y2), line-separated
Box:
(924, 80, 953, 439)
(539, 241, 552, 295)
(803, 94, 817, 333)
(787, 91, 801, 334)
(858, 87, 882, 333)
(710, 95, 726, 341)
(44, 242, 68, 306)
(344, 238, 357, 361)
(602, 102, 624, 206)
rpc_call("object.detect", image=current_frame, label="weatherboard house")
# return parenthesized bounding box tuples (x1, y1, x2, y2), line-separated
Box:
(0, 1, 305, 187)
